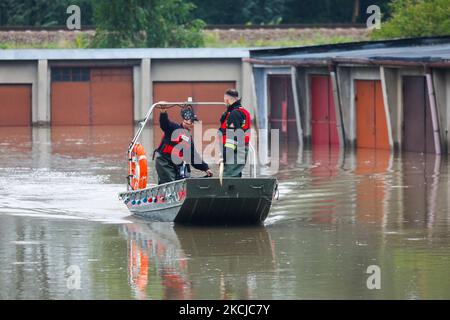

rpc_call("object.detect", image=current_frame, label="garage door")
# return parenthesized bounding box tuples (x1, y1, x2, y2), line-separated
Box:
(152, 82, 235, 126)
(51, 67, 133, 126)
(0, 84, 31, 127)
(310, 75, 339, 146)
(91, 68, 133, 125)
(403, 76, 434, 153)
(355, 80, 389, 150)
(268, 75, 298, 143)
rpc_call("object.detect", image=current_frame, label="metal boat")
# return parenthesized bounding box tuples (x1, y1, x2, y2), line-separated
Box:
(119, 99, 278, 225)
(119, 177, 277, 225)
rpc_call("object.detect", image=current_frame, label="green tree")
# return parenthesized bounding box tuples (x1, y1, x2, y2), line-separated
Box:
(242, 0, 285, 25)
(0, 0, 94, 26)
(372, 0, 450, 39)
(92, 0, 205, 48)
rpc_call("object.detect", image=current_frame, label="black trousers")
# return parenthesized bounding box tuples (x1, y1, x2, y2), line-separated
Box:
(155, 154, 180, 184)
(155, 153, 190, 184)
(223, 146, 249, 178)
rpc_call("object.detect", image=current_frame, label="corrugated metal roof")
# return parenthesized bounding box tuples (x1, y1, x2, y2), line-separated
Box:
(0, 48, 249, 60)
(249, 36, 450, 65)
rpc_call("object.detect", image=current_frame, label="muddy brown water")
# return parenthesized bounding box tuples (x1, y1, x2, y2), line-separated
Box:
(1, 126, 450, 299)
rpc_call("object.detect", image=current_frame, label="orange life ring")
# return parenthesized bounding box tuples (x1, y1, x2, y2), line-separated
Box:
(129, 143, 148, 190)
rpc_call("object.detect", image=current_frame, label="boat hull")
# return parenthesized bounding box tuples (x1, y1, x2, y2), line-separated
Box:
(119, 178, 277, 225)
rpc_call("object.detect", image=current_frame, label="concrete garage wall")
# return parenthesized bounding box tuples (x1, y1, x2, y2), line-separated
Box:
(0, 61, 38, 124)
(133, 58, 151, 121)
(152, 59, 241, 95)
(336, 67, 353, 147)
(295, 67, 308, 140)
(380, 67, 399, 150)
(433, 69, 449, 154)
(447, 71, 450, 154)
(152, 59, 241, 82)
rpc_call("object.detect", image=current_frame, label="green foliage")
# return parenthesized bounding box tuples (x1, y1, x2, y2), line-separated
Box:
(372, 0, 450, 39)
(191, 0, 286, 25)
(0, 0, 94, 26)
(75, 33, 91, 48)
(241, 0, 286, 25)
(203, 30, 362, 48)
(0, 0, 397, 28)
(91, 0, 205, 48)
(192, 0, 391, 25)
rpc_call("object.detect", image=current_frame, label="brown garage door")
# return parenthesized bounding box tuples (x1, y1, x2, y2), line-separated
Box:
(51, 67, 133, 126)
(403, 76, 434, 153)
(91, 68, 133, 125)
(0, 84, 31, 127)
(355, 80, 389, 150)
(152, 82, 235, 126)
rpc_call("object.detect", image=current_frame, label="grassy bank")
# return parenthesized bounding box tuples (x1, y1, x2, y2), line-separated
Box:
(0, 28, 370, 49)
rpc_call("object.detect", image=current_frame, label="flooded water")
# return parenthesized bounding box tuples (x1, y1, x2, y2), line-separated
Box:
(1, 126, 450, 299)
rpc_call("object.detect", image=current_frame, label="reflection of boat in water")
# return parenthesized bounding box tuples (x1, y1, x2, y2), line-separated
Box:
(173, 225, 276, 273)
(121, 221, 276, 299)
(119, 100, 278, 225)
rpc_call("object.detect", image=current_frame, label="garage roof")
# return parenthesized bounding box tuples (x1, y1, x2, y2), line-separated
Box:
(248, 36, 450, 66)
(0, 48, 249, 60)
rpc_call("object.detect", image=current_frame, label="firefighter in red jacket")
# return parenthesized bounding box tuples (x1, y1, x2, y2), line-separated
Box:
(155, 107, 213, 184)
(219, 89, 251, 177)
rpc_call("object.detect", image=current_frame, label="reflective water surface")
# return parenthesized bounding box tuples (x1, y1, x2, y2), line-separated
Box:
(1, 126, 450, 299)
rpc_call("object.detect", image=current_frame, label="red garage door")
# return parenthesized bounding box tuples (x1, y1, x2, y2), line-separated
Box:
(310, 75, 339, 146)
(51, 67, 133, 126)
(0, 84, 31, 127)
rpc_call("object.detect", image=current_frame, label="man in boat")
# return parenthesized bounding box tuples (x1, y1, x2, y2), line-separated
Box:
(218, 89, 251, 177)
(155, 107, 213, 184)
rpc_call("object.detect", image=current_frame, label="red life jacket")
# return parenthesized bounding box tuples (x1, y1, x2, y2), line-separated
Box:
(219, 107, 251, 146)
(159, 132, 191, 161)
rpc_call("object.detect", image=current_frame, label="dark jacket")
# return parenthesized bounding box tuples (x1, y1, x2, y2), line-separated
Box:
(219, 100, 249, 161)
(220, 100, 246, 130)
(157, 112, 209, 172)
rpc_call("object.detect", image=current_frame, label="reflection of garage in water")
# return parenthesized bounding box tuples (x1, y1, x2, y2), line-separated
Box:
(50, 126, 133, 158)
